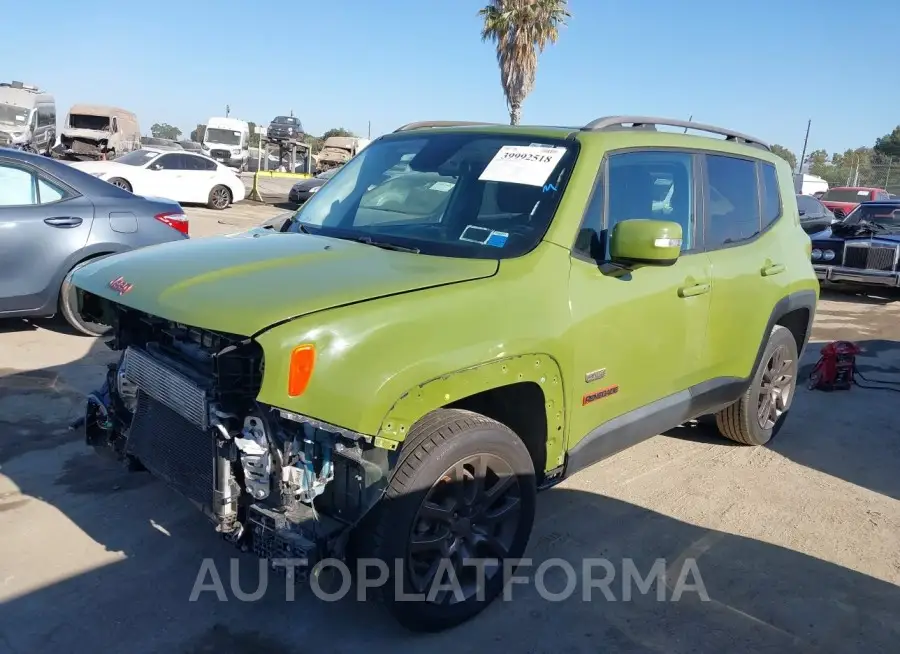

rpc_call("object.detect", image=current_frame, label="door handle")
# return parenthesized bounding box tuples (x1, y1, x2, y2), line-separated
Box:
(44, 216, 83, 228)
(762, 263, 786, 276)
(678, 283, 710, 298)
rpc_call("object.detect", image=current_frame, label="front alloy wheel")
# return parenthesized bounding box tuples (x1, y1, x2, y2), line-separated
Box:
(356, 408, 537, 632)
(407, 453, 522, 602)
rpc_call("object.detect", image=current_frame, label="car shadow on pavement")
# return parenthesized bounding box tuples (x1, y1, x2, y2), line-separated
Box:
(667, 337, 900, 503)
(1, 342, 900, 653)
(819, 287, 900, 305)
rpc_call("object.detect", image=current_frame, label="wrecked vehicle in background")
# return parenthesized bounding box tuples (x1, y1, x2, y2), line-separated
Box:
(314, 135, 370, 173)
(59, 105, 141, 160)
(0, 81, 56, 155)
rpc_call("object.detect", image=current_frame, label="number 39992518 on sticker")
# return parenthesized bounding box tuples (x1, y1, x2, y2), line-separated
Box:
(479, 145, 568, 187)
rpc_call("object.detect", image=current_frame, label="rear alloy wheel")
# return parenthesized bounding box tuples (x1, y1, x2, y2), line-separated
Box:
(208, 185, 231, 210)
(107, 177, 131, 192)
(715, 325, 798, 445)
(58, 268, 111, 337)
(356, 409, 536, 632)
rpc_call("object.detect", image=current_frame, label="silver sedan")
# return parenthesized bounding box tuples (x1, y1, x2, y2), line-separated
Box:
(0, 147, 190, 335)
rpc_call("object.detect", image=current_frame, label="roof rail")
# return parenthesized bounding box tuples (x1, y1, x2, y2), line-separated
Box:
(581, 115, 770, 151)
(393, 121, 497, 133)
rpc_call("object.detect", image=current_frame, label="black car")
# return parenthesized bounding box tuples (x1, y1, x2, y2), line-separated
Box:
(267, 115, 303, 142)
(811, 200, 900, 288)
(178, 140, 203, 153)
(797, 193, 836, 235)
(288, 167, 339, 204)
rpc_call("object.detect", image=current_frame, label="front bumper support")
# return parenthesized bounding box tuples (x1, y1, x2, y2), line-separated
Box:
(814, 265, 900, 287)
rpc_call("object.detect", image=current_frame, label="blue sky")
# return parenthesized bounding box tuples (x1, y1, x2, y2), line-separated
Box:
(3, 0, 893, 156)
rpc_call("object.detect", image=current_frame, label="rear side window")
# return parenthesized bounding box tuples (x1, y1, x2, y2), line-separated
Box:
(760, 162, 781, 228)
(796, 195, 821, 216)
(705, 155, 761, 248)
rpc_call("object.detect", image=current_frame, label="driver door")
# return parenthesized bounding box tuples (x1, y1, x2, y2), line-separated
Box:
(566, 149, 712, 459)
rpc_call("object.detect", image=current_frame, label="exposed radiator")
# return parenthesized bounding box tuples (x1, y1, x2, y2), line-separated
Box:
(125, 391, 215, 509)
(122, 346, 209, 429)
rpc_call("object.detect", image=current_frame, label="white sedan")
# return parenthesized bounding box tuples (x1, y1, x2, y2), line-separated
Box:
(70, 148, 247, 210)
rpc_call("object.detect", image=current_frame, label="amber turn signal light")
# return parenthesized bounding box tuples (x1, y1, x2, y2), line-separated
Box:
(287, 344, 316, 397)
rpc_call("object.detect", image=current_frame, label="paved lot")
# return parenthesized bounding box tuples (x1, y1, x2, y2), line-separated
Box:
(1, 213, 899, 653)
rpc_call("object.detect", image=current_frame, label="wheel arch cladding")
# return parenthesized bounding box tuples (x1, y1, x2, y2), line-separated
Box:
(378, 354, 566, 476)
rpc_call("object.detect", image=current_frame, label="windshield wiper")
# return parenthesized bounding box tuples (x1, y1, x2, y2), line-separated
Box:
(349, 235, 420, 253)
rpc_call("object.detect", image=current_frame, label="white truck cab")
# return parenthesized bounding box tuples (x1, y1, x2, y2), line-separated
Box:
(0, 81, 56, 155)
(202, 117, 250, 171)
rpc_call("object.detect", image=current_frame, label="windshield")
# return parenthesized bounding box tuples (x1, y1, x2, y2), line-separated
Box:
(274, 116, 299, 125)
(843, 204, 900, 227)
(316, 167, 339, 180)
(114, 149, 160, 166)
(821, 188, 872, 203)
(205, 128, 242, 146)
(287, 132, 577, 259)
(0, 103, 29, 126)
(69, 114, 110, 131)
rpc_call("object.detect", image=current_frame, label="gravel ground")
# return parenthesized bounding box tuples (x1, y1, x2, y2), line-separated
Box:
(0, 209, 898, 653)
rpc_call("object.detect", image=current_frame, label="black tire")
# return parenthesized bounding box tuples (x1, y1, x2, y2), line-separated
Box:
(356, 408, 536, 632)
(106, 177, 131, 192)
(208, 184, 231, 210)
(715, 325, 798, 445)
(58, 266, 111, 337)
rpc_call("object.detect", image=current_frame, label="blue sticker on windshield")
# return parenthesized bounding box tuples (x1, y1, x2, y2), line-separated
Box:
(486, 231, 508, 247)
(459, 225, 509, 248)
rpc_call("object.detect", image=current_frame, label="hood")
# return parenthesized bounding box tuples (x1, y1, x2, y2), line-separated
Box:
(68, 160, 128, 175)
(318, 147, 351, 163)
(291, 178, 326, 191)
(71, 229, 498, 336)
(62, 127, 111, 140)
(812, 226, 900, 243)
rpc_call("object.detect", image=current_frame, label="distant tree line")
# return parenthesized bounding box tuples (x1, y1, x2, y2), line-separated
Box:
(770, 126, 900, 192)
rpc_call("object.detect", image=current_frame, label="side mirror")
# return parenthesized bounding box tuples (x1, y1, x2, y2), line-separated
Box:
(151, 163, 162, 171)
(609, 219, 683, 267)
(798, 209, 806, 216)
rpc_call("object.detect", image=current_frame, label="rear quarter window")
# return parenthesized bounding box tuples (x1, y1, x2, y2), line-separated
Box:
(760, 162, 781, 228)
(704, 154, 761, 248)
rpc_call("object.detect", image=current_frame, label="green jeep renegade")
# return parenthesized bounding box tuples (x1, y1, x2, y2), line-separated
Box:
(72, 116, 819, 631)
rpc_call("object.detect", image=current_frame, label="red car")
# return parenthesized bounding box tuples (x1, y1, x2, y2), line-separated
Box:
(820, 186, 891, 219)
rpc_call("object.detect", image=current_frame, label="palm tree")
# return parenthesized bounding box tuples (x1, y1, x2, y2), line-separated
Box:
(479, 0, 570, 125)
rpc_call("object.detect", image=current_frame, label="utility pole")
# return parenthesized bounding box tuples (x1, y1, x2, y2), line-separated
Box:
(368, 120, 371, 138)
(797, 119, 811, 174)
(684, 115, 692, 133)
(225, 104, 230, 118)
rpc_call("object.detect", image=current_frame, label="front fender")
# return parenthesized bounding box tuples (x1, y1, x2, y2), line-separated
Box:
(376, 353, 567, 469)
(252, 243, 573, 456)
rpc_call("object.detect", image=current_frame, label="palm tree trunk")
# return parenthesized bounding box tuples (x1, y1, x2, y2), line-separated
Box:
(509, 102, 522, 126)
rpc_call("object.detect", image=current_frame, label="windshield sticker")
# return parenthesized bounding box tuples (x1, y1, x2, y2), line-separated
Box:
(479, 145, 567, 187)
(858, 190, 870, 196)
(459, 225, 509, 247)
(430, 181, 455, 192)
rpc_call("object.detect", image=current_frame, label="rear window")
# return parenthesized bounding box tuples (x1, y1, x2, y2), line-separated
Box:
(821, 189, 872, 202)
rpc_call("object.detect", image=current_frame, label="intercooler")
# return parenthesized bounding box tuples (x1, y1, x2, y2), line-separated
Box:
(120, 346, 215, 510)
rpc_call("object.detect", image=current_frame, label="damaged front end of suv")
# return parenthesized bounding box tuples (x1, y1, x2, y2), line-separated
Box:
(79, 294, 391, 570)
